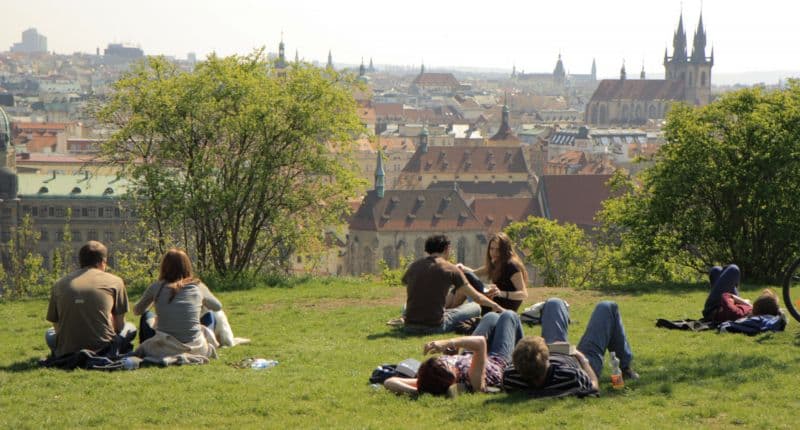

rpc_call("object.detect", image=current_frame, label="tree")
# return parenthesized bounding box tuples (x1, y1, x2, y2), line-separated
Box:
(5, 215, 45, 298)
(98, 52, 365, 277)
(600, 81, 800, 282)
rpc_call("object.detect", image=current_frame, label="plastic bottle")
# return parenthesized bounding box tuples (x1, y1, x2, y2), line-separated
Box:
(609, 352, 624, 390)
(251, 358, 278, 369)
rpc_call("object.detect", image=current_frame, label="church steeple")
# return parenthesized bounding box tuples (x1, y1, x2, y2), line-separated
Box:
(327, 50, 333, 69)
(359, 57, 366, 77)
(640, 64, 646, 79)
(672, 13, 688, 63)
(295, 49, 299, 64)
(420, 62, 425, 75)
(553, 53, 566, 82)
(691, 13, 708, 63)
(419, 124, 429, 153)
(620, 61, 626, 80)
(374, 150, 385, 198)
(368, 57, 375, 73)
(591, 58, 597, 81)
(277, 32, 286, 68)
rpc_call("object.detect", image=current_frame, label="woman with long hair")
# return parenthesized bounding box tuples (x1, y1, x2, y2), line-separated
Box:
(458, 233, 529, 312)
(133, 249, 222, 358)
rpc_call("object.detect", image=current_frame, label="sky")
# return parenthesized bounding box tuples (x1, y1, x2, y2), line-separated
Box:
(2, 0, 798, 79)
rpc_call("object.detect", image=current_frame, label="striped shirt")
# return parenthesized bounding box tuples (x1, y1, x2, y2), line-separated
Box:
(502, 354, 598, 398)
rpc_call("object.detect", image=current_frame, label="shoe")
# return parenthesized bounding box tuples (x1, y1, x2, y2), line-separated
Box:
(386, 317, 404, 327)
(622, 367, 640, 381)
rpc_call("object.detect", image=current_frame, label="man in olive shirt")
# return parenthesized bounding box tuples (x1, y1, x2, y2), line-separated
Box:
(402, 235, 503, 334)
(45, 241, 136, 358)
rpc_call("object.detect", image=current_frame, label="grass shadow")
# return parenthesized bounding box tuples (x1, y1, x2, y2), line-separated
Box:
(0, 357, 43, 373)
(366, 328, 432, 341)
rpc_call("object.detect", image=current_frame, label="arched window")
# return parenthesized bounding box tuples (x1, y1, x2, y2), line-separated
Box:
(701, 71, 706, 86)
(634, 104, 643, 121)
(622, 105, 630, 121)
(362, 247, 375, 274)
(383, 246, 395, 269)
(457, 237, 467, 264)
(688, 71, 694, 86)
(648, 105, 657, 118)
(599, 105, 608, 124)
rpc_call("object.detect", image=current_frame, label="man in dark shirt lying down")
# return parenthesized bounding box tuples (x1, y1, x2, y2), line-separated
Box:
(503, 298, 639, 397)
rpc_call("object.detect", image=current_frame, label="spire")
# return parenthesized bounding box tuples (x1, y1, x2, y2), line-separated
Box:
(672, 13, 688, 62)
(420, 62, 425, 75)
(511, 64, 516, 78)
(710, 46, 714, 66)
(368, 57, 375, 72)
(277, 31, 286, 68)
(502, 92, 510, 127)
(553, 53, 566, 79)
(691, 12, 707, 63)
(640, 63, 646, 79)
(374, 150, 385, 198)
(591, 58, 596, 80)
(359, 57, 366, 77)
(327, 50, 333, 69)
(620, 61, 626, 80)
(295, 49, 299, 64)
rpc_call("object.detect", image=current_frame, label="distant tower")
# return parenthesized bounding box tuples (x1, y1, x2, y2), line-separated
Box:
(420, 62, 425, 75)
(374, 150, 385, 198)
(295, 49, 299, 64)
(591, 58, 597, 81)
(664, 12, 713, 105)
(359, 57, 366, 77)
(277, 32, 286, 68)
(553, 54, 566, 84)
(368, 57, 375, 73)
(327, 50, 333, 69)
(511, 64, 517, 78)
(620, 62, 626, 80)
(640, 64, 646, 79)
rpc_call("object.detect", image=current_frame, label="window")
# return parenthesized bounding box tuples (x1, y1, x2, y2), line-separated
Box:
(48, 207, 55, 217)
(105, 207, 115, 218)
(56, 231, 65, 242)
(32, 207, 39, 216)
(81, 207, 88, 217)
(88, 230, 98, 241)
(115, 208, 121, 218)
(40, 229, 49, 241)
(104, 231, 114, 242)
(1, 230, 10, 243)
(55, 207, 65, 217)
(72, 231, 82, 242)
(1, 207, 10, 217)
(88, 207, 97, 217)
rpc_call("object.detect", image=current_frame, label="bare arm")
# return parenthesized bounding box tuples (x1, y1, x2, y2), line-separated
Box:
(572, 350, 599, 391)
(133, 283, 157, 316)
(425, 336, 488, 392)
(500, 272, 528, 301)
(459, 273, 503, 312)
(384, 377, 418, 395)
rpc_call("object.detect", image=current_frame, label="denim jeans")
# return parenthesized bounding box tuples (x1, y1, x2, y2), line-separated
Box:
(45, 322, 137, 356)
(702, 264, 740, 320)
(138, 310, 217, 344)
(402, 302, 481, 334)
(471, 310, 524, 362)
(539, 298, 633, 377)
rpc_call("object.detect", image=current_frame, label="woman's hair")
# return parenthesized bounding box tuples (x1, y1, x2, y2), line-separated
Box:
(512, 336, 550, 386)
(158, 248, 199, 303)
(752, 289, 780, 316)
(484, 233, 529, 285)
(416, 356, 456, 396)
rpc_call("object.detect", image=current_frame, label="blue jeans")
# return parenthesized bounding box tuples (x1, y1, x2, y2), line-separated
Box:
(702, 264, 740, 320)
(471, 310, 524, 362)
(138, 310, 216, 344)
(539, 298, 633, 377)
(45, 322, 137, 356)
(402, 302, 481, 334)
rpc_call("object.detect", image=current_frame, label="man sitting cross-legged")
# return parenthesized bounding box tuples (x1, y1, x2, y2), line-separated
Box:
(504, 298, 638, 397)
(401, 234, 503, 334)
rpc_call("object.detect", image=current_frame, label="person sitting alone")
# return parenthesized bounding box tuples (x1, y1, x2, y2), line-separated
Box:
(401, 234, 503, 334)
(503, 298, 638, 396)
(133, 249, 222, 360)
(384, 310, 524, 396)
(702, 264, 782, 323)
(45, 241, 136, 359)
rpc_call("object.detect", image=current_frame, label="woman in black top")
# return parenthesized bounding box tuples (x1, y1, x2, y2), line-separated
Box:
(458, 233, 529, 312)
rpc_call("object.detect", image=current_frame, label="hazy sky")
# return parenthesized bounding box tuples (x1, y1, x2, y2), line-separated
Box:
(3, 0, 798, 78)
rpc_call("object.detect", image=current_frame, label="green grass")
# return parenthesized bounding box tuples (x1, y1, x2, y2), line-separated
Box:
(1, 278, 799, 429)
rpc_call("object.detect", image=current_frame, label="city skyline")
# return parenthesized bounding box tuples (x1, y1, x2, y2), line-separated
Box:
(3, 0, 798, 81)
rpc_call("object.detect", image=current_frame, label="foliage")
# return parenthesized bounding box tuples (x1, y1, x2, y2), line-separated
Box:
(2, 278, 799, 428)
(108, 221, 161, 295)
(378, 254, 413, 288)
(601, 81, 800, 282)
(45, 209, 74, 288)
(97, 52, 365, 278)
(3, 215, 45, 298)
(506, 216, 598, 288)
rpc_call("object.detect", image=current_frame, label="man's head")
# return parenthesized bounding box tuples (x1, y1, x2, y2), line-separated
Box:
(752, 289, 780, 316)
(416, 356, 456, 395)
(78, 241, 108, 269)
(424, 234, 450, 255)
(512, 336, 550, 386)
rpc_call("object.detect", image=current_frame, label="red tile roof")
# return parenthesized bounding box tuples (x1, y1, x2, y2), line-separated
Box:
(412, 72, 460, 87)
(471, 197, 540, 233)
(590, 79, 685, 102)
(538, 174, 613, 227)
(401, 146, 529, 175)
(349, 189, 483, 232)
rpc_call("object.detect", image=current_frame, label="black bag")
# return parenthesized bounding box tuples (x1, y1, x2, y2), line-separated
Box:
(369, 364, 398, 384)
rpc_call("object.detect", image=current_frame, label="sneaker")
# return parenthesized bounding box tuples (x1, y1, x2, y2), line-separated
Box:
(622, 367, 640, 381)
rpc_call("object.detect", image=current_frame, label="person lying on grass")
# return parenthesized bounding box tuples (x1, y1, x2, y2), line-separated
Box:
(702, 264, 782, 323)
(385, 310, 523, 396)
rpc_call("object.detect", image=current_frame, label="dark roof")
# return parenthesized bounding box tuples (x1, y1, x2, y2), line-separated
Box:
(349, 189, 483, 232)
(401, 146, 529, 175)
(590, 79, 685, 102)
(471, 197, 540, 233)
(427, 181, 534, 199)
(538, 174, 613, 227)
(412, 72, 460, 87)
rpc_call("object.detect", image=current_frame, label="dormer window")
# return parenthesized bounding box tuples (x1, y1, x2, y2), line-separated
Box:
(103, 187, 114, 195)
(38, 186, 49, 194)
(71, 187, 81, 194)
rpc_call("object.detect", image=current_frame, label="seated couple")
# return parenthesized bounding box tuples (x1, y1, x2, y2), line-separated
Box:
(401, 233, 528, 334)
(385, 299, 638, 397)
(45, 241, 225, 365)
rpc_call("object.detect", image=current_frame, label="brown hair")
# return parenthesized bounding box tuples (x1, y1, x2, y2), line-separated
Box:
(485, 233, 529, 285)
(512, 336, 550, 386)
(158, 249, 199, 303)
(416, 356, 456, 396)
(752, 289, 780, 316)
(79, 241, 108, 268)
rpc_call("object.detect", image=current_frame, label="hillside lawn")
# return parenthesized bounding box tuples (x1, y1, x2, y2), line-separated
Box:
(1, 277, 799, 429)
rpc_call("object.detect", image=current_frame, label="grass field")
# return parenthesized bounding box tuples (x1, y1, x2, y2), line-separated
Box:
(1, 277, 798, 429)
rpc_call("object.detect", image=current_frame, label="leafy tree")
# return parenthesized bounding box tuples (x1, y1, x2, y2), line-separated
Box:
(5, 215, 45, 298)
(600, 81, 800, 282)
(98, 52, 365, 277)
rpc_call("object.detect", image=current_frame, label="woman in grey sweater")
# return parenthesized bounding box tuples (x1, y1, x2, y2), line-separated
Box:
(134, 249, 222, 357)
